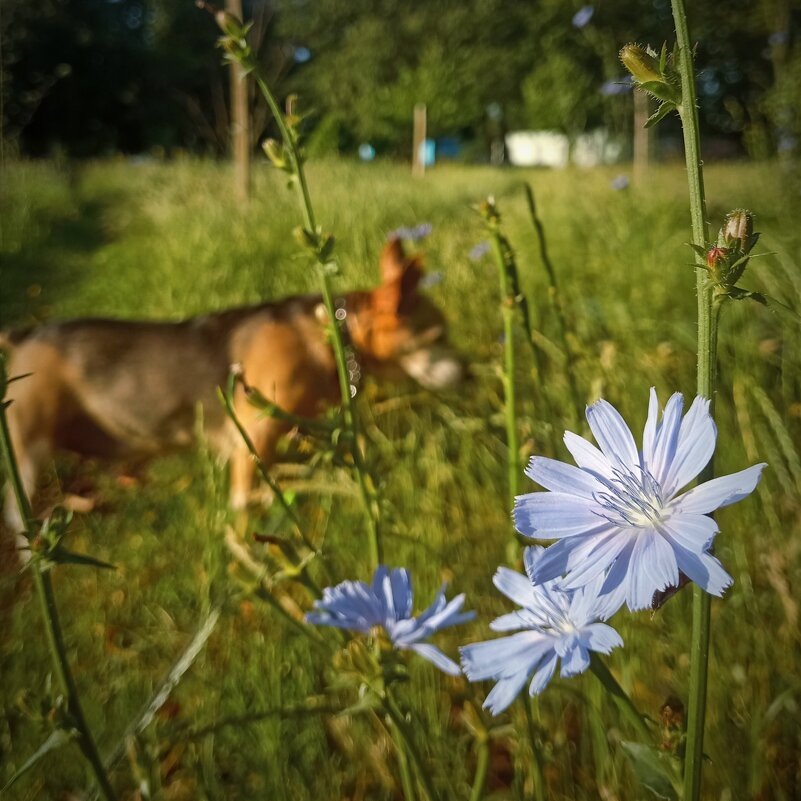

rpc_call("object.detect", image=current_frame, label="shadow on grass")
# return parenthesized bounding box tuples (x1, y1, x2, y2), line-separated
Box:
(1, 181, 124, 329)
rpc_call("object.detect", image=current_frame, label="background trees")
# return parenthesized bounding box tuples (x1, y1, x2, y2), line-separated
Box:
(1, 0, 798, 159)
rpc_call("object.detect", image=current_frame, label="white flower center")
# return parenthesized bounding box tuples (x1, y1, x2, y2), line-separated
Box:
(593, 466, 665, 528)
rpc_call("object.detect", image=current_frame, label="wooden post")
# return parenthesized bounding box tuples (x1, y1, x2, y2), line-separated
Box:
(632, 89, 650, 186)
(227, 0, 250, 203)
(412, 103, 426, 177)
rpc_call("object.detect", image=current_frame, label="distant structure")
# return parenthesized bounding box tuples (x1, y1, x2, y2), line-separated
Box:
(505, 129, 623, 168)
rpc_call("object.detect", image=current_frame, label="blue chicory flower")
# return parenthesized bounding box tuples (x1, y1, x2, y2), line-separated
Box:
(610, 175, 630, 191)
(600, 77, 634, 96)
(514, 388, 766, 612)
(388, 223, 433, 242)
(469, 241, 491, 261)
(307, 566, 474, 675)
(461, 547, 623, 715)
(572, 5, 594, 28)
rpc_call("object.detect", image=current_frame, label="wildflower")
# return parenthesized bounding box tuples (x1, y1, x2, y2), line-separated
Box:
(461, 547, 623, 715)
(307, 566, 474, 675)
(610, 175, 630, 191)
(469, 241, 491, 261)
(514, 388, 766, 611)
(572, 6, 594, 29)
(388, 223, 433, 242)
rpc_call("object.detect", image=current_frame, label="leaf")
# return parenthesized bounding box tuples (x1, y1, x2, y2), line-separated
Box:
(645, 102, 676, 128)
(621, 741, 680, 800)
(1, 727, 79, 792)
(46, 546, 116, 571)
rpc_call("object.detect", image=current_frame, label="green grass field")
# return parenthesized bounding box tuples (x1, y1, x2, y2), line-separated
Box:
(1, 157, 800, 800)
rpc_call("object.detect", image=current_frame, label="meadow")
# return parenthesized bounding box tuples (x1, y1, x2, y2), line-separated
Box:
(1, 156, 800, 800)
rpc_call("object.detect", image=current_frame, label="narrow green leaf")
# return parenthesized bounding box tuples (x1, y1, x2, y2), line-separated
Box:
(48, 546, 116, 570)
(621, 741, 680, 800)
(645, 102, 676, 128)
(2, 728, 78, 792)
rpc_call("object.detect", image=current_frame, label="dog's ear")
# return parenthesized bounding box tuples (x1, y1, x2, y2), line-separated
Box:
(375, 238, 423, 314)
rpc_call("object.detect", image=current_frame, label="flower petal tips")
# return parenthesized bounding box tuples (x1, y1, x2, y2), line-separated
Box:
(461, 547, 623, 715)
(514, 388, 766, 611)
(307, 566, 474, 675)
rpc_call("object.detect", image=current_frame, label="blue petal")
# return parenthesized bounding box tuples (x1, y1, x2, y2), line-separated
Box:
(514, 492, 606, 540)
(564, 431, 614, 478)
(490, 611, 531, 632)
(528, 653, 559, 696)
(483, 671, 531, 715)
(460, 632, 551, 681)
(586, 399, 640, 469)
(493, 567, 537, 607)
(407, 643, 462, 676)
(641, 533, 679, 596)
(673, 464, 766, 514)
(663, 536, 733, 596)
(388, 568, 414, 620)
(625, 535, 658, 611)
(648, 392, 684, 485)
(581, 623, 624, 654)
(662, 395, 715, 496)
(660, 513, 718, 551)
(525, 456, 604, 499)
(559, 641, 591, 677)
(558, 532, 629, 590)
(641, 388, 659, 468)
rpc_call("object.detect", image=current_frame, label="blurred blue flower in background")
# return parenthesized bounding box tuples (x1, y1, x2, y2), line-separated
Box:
(600, 76, 634, 96)
(572, 5, 594, 29)
(469, 241, 491, 261)
(461, 547, 623, 714)
(388, 223, 433, 242)
(610, 175, 630, 190)
(307, 566, 475, 675)
(514, 389, 766, 611)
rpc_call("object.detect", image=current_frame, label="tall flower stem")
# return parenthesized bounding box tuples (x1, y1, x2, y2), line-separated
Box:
(668, 1, 716, 797)
(250, 69, 382, 569)
(589, 655, 652, 744)
(390, 722, 418, 801)
(468, 736, 490, 801)
(0, 362, 117, 801)
(382, 691, 442, 801)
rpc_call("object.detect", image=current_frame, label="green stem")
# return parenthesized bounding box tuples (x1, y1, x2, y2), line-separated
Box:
(523, 696, 547, 801)
(523, 183, 582, 428)
(468, 736, 490, 801)
(0, 364, 117, 801)
(390, 721, 418, 801)
(669, 2, 717, 798)
(492, 231, 521, 512)
(383, 692, 442, 801)
(589, 654, 652, 744)
(253, 74, 382, 569)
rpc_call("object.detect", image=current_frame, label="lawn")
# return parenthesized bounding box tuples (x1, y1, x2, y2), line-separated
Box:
(1, 157, 800, 800)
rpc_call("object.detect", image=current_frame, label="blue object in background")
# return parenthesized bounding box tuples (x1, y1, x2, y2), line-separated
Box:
(419, 139, 436, 167)
(358, 143, 376, 161)
(436, 137, 461, 159)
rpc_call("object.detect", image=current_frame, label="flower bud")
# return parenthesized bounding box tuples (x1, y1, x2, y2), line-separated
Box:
(619, 44, 662, 84)
(262, 138, 286, 169)
(214, 9, 243, 37)
(721, 209, 757, 253)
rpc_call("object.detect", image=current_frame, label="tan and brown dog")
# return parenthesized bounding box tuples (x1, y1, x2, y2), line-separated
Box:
(1, 238, 464, 546)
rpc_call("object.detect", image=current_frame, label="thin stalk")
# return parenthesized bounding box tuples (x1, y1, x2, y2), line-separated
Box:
(669, 1, 717, 798)
(468, 736, 490, 801)
(491, 231, 521, 512)
(523, 183, 582, 428)
(383, 692, 442, 801)
(390, 722, 418, 801)
(589, 654, 651, 745)
(0, 373, 117, 801)
(252, 73, 382, 569)
(522, 696, 547, 801)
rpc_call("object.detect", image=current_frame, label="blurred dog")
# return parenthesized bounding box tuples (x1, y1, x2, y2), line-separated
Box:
(1, 238, 464, 548)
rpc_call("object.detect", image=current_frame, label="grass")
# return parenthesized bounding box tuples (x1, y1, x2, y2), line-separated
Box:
(1, 157, 800, 800)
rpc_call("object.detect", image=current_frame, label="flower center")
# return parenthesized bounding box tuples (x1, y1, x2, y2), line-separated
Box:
(593, 466, 665, 528)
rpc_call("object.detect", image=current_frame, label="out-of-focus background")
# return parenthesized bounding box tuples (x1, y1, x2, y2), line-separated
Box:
(1, 2, 801, 800)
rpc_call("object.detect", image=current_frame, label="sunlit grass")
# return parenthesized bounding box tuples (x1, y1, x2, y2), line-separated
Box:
(1, 157, 799, 800)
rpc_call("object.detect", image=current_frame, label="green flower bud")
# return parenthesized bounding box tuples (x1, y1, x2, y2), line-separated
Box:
(620, 44, 662, 84)
(721, 209, 758, 254)
(262, 138, 286, 169)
